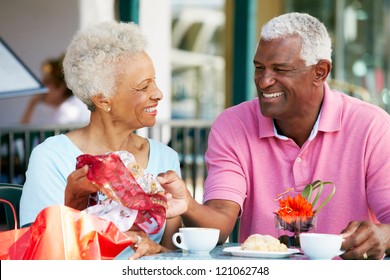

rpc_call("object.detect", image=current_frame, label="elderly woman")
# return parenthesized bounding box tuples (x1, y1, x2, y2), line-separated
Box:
(19, 21, 182, 259)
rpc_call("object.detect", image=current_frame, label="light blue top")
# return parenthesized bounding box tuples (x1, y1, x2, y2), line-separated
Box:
(20, 134, 181, 244)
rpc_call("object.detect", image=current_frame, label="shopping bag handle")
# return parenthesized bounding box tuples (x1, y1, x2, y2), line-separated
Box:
(0, 198, 17, 230)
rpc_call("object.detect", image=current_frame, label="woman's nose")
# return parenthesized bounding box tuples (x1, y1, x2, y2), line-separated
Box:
(151, 84, 163, 100)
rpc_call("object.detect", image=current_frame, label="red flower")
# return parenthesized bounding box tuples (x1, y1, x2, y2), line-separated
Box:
(276, 194, 314, 224)
(274, 181, 335, 235)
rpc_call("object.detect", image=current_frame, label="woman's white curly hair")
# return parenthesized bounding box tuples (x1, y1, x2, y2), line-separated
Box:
(63, 21, 147, 110)
(260, 12, 332, 66)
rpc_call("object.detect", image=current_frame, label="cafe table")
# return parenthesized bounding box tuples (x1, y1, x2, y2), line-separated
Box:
(141, 243, 308, 260)
(115, 243, 390, 260)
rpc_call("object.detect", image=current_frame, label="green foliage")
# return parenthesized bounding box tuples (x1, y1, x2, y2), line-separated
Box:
(301, 180, 336, 214)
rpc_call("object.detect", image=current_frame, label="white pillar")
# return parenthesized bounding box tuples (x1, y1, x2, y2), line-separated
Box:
(137, 0, 172, 143)
(139, 0, 172, 123)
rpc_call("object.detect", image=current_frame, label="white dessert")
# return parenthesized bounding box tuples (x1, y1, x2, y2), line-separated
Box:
(241, 234, 288, 252)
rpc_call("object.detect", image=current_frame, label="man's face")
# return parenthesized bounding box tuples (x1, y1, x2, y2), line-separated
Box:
(253, 35, 317, 121)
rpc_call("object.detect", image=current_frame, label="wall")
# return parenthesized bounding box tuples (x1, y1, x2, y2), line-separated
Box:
(0, 0, 79, 126)
(257, 0, 284, 35)
(0, 0, 172, 126)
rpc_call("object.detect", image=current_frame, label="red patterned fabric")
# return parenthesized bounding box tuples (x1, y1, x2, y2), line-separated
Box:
(76, 153, 166, 234)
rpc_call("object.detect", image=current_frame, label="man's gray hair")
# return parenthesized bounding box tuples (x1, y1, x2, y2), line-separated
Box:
(261, 12, 332, 66)
(63, 21, 147, 110)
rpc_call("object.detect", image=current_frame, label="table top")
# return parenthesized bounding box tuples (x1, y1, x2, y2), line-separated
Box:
(116, 243, 310, 260)
(115, 243, 390, 260)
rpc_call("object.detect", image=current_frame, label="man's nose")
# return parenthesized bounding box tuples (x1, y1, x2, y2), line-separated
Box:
(255, 71, 276, 89)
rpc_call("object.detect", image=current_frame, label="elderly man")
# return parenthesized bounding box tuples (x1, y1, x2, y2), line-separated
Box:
(158, 12, 390, 260)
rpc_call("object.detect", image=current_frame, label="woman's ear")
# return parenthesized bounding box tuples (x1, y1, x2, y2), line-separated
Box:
(313, 60, 332, 86)
(91, 94, 112, 112)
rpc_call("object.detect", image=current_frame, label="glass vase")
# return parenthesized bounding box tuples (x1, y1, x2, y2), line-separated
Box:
(275, 213, 317, 248)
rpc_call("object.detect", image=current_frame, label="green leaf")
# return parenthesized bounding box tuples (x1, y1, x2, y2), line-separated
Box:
(302, 183, 313, 201)
(314, 182, 336, 214)
(301, 180, 336, 213)
(311, 181, 324, 208)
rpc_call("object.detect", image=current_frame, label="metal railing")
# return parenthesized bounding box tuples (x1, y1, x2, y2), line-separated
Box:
(0, 119, 213, 201)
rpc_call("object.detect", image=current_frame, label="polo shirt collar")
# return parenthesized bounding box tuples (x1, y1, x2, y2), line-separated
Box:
(258, 81, 342, 139)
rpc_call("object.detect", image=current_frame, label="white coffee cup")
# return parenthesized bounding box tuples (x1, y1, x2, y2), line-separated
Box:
(172, 227, 220, 254)
(300, 233, 344, 260)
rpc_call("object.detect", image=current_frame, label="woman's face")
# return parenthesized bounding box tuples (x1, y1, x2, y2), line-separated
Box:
(110, 51, 163, 129)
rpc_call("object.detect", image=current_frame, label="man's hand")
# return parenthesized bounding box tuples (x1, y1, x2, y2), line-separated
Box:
(157, 170, 191, 218)
(340, 221, 390, 259)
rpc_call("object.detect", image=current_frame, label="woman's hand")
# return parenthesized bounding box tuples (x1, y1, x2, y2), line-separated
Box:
(65, 165, 100, 210)
(157, 170, 192, 218)
(125, 230, 169, 260)
(20, 94, 45, 123)
(340, 221, 390, 259)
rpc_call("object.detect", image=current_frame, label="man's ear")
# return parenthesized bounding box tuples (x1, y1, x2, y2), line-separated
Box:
(313, 59, 332, 86)
(91, 94, 112, 112)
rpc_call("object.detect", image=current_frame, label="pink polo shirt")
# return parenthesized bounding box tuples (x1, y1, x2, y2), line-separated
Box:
(203, 82, 390, 243)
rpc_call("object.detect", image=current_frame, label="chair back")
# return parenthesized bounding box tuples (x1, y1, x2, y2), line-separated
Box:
(0, 183, 23, 230)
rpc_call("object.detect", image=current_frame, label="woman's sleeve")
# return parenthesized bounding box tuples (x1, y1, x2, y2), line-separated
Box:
(20, 144, 71, 227)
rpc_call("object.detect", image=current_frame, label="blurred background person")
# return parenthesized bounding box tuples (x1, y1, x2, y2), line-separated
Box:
(3, 55, 90, 184)
(20, 54, 90, 125)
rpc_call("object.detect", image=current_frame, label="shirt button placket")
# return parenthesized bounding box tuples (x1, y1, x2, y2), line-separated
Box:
(293, 156, 304, 188)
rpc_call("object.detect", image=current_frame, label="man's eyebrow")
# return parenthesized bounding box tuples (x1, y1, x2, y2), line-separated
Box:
(253, 61, 293, 68)
(272, 63, 292, 67)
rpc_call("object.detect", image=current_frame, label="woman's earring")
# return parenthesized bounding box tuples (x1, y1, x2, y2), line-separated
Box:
(107, 107, 111, 112)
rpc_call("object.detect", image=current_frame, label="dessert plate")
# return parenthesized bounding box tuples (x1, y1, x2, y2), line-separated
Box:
(223, 246, 300, 259)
